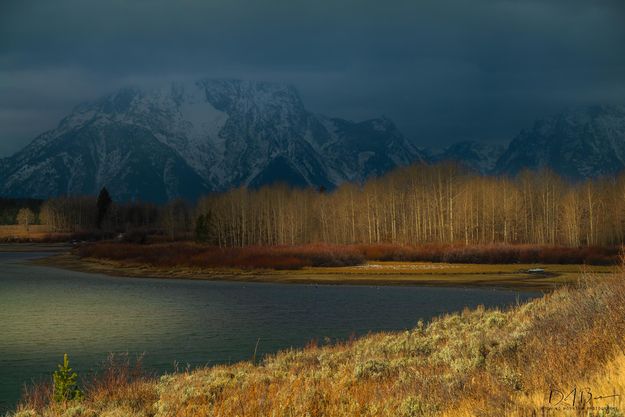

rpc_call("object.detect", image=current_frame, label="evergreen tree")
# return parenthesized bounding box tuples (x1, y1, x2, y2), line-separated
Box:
(53, 353, 83, 403)
(96, 187, 113, 229)
(195, 214, 208, 242)
(195, 210, 217, 243)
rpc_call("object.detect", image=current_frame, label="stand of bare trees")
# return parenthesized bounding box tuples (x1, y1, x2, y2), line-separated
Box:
(196, 164, 625, 247)
(40, 197, 97, 232)
(30, 163, 625, 247)
(39, 197, 165, 235)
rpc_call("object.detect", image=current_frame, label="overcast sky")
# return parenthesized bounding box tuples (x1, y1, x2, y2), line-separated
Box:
(1, 0, 624, 156)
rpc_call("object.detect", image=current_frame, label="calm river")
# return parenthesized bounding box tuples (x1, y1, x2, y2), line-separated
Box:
(0, 252, 540, 411)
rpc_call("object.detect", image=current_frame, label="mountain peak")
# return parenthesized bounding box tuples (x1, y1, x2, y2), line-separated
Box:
(5, 80, 622, 202)
(0, 78, 420, 201)
(431, 141, 505, 174)
(495, 104, 625, 179)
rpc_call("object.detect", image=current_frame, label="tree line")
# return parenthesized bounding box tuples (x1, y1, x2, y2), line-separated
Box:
(195, 164, 625, 247)
(0, 198, 42, 225)
(16, 163, 625, 247)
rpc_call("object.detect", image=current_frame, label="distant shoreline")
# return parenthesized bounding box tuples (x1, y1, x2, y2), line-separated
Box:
(0, 242, 71, 252)
(30, 251, 614, 290)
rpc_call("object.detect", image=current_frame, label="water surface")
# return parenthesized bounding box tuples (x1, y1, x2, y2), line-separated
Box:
(0, 252, 540, 410)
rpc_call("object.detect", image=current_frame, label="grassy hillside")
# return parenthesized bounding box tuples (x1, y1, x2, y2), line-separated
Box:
(13, 271, 625, 417)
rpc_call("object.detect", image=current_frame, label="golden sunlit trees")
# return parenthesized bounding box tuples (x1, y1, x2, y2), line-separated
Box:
(39, 196, 96, 232)
(193, 164, 625, 248)
(16, 208, 36, 231)
(32, 163, 625, 247)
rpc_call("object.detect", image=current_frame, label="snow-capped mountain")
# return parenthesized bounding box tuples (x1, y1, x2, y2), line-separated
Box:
(426, 106, 625, 179)
(0, 79, 423, 202)
(495, 105, 625, 179)
(2, 81, 623, 203)
(430, 141, 505, 174)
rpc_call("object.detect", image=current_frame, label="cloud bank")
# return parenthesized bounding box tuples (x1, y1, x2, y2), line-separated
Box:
(1, 0, 624, 155)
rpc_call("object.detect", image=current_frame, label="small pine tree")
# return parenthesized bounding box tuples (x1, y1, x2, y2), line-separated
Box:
(195, 214, 208, 242)
(195, 210, 217, 244)
(96, 187, 113, 229)
(53, 353, 83, 403)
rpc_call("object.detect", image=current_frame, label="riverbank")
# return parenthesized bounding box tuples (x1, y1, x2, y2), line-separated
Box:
(13, 266, 625, 416)
(0, 243, 71, 252)
(35, 251, 615, 289)
(1, 251, 535, 412)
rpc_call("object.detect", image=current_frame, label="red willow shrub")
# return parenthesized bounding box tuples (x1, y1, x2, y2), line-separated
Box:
(355, 243, 620, 265)
(77, 243, 365, 270)
(77, 242, 619, 269)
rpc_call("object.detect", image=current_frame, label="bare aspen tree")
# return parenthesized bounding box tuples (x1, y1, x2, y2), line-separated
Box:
(160, 163, 625, 248)
(16, 208, 35, 231)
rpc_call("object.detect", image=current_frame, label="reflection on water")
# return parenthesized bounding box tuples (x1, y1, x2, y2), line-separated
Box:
(0, 252, 540, 410)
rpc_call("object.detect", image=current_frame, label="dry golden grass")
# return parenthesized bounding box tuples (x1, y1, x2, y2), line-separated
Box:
(0, 225, 66, 242)
(13, 268, 625, 417)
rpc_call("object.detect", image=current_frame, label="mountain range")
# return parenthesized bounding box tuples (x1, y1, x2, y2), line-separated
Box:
(0, 80, 422, 202)
(1, 78, 624, 202)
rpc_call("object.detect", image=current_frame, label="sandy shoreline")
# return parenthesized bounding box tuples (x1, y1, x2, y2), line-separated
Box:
(28, 250, 615, 290)
(0, 243, 71, 252)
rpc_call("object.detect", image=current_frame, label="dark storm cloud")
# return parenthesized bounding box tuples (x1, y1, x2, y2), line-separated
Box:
(1, 0, 624, 155)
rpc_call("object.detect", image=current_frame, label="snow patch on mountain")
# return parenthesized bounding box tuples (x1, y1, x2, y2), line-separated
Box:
(431, 141, 506, 174)
(0, 79, 422, 201)
(495, 105, 625, 179)
(5, 79, 621, 202)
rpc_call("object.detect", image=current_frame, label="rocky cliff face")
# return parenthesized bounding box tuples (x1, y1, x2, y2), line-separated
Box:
(2, 79, 624, 202)
(430, 141, 505, 174)
(0, 79, 423, 201)
(494, 105, 625, 179)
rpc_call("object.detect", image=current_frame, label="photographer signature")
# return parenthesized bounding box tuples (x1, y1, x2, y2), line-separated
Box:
(546, 386, 620, 409)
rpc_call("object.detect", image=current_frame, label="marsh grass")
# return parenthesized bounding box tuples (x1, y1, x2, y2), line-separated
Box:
(77, 242, 620, 271)
(77, 243, 366, 270)
(356, 243, 620, 265)
(13, 268, 625, 416)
